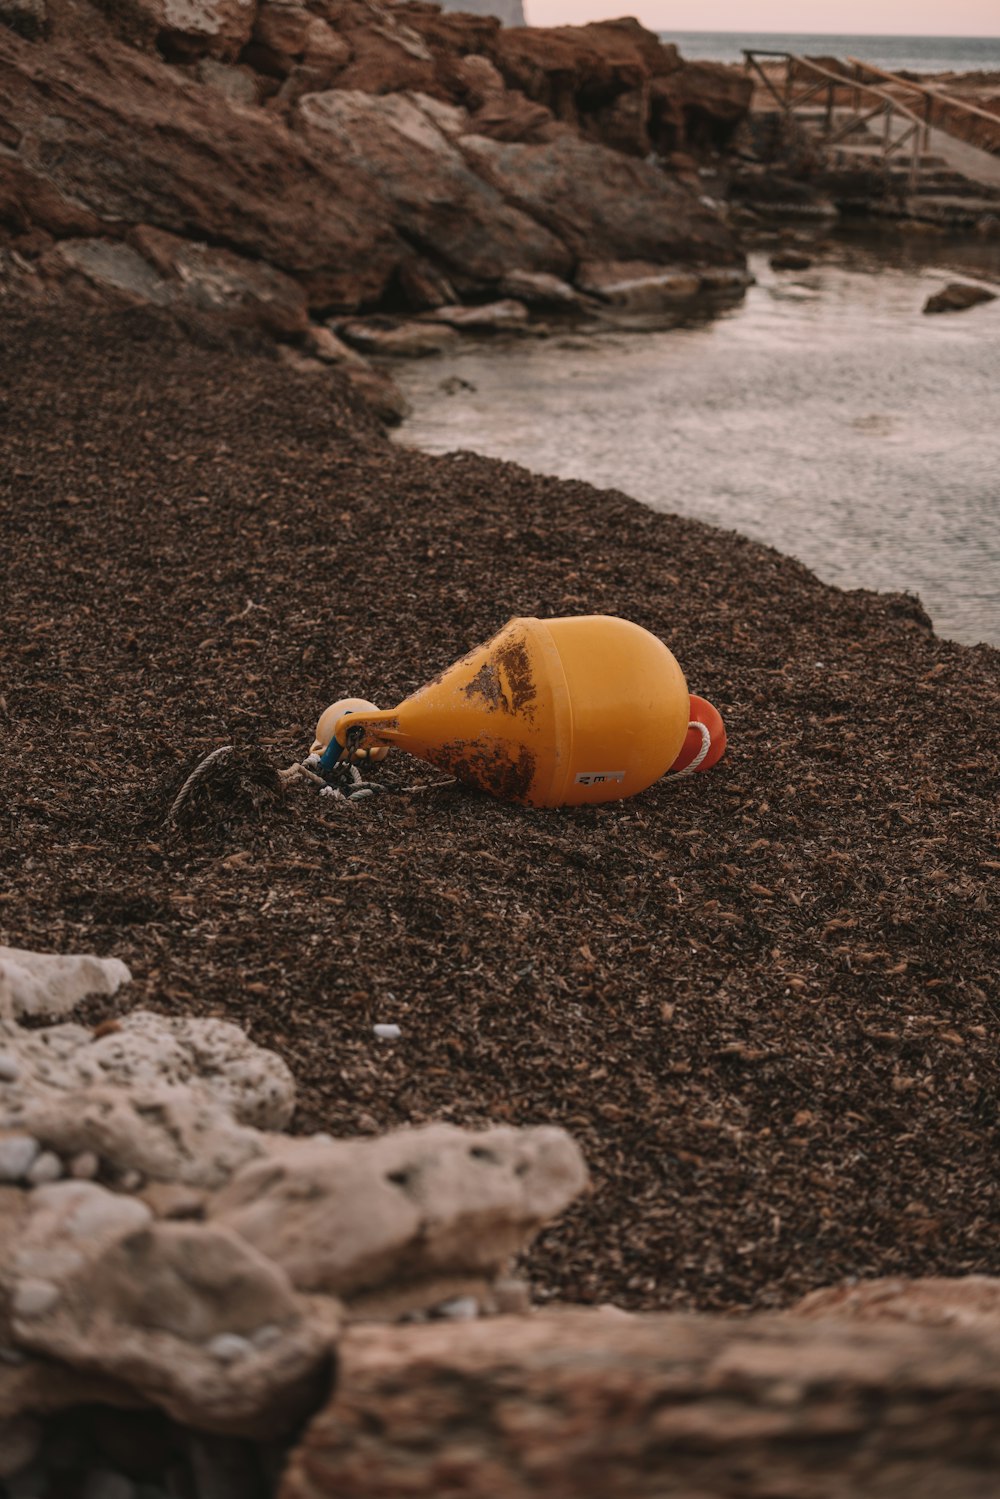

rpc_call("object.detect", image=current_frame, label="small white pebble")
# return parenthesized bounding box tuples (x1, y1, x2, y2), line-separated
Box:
(251, 1323, 283, 1350)
(207, 1332, 253, 1364)
(118, 1169, 144, 1193)
(435, 1296, 479, 1320)
(0, 1052, 20, 1083)
(26, 1151, 63, 1187)
(12, 1278, 60, 1319)
(70, 1151, 100, 1180)
(373, 1023, 401, 1040)
(0, 1135, 40, 1183)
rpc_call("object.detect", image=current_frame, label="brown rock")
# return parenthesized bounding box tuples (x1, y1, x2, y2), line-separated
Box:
(462, 133, 741, 268)
(247, 1, 349, 82)
(466, 88, 556, 144)
(0, 0, 46, 40)
(195, 56, 261, 104)
(650, 60, 753, 153)
(1, 0, 744, 324)
(297, 89, 573, 289)
(339, 362, 411, 427)
(923, 281, 998, 314)
(336, 315, 461, 358)
(427, 298, 528, 330)
(281, 1310, 1000, 1499)
(128, 225, 310, 336)
(770, 250, 813, 271)
(576, 259, 702, 312)
(493, 19, 677, 122)
(95, 0, 256, 61)
(792, 1275, 1000, 1329)
(0, 11, 404, 308)
(450, 51, 505, 108)
(498, 268, 582, 308)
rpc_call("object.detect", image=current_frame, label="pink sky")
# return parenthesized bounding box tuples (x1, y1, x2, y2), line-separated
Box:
(525, 0, 1000, 35)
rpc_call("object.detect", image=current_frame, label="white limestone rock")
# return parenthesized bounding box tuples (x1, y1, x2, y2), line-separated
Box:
(8, 1183, 338, 1437)
(0, 1009, 294, 1185)
(10, 1083, 266, 1190)
(209, 1122, 587, 1315)
(0, 948, 131, 1021)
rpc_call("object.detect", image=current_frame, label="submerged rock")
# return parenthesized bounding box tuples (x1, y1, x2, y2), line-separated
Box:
(923, 281, 997, 314)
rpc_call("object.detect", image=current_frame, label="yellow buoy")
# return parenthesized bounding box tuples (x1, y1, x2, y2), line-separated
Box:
(328, 616, 697, 807)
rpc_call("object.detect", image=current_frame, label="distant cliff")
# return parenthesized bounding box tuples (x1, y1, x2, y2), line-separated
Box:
(436, 0, 525, 26)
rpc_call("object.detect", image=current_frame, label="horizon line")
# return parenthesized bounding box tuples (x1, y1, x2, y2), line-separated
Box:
(653, 27, 1000, 41)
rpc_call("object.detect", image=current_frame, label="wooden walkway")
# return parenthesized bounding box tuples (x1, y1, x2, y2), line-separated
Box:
(743, 50, 1000, 195)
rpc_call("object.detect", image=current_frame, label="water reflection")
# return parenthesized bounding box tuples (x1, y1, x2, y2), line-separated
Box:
(395, 237, 1000, 646)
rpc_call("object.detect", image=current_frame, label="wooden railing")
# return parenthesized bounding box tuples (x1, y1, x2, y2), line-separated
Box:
(845, 57, 1000, 156)
(743, 49, 931, 190)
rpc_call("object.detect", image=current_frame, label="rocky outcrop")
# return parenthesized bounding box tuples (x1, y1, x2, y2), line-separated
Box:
(281, 1310, 1000, 1499)
(7, 1181, 337, 1437)
(489, 20, 752, 157)
(0, 947, 588, 1468)
(0, 0, 748, 353)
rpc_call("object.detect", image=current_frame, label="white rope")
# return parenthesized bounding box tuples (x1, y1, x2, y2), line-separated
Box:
(668, 720, 712, 778)
(166, 745, 234, 823)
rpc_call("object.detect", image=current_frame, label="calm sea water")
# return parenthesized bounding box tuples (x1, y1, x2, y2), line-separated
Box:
(394, 240, 1000, 648)
(662, 31, 1000, 75)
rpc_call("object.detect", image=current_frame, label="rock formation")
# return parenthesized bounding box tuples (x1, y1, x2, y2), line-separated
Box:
(0, 947, 588, 1480)
(282, 1309, 1000, 1498)
(0, 0, 750, 360)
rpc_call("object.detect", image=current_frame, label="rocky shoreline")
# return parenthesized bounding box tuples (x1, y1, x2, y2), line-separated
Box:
(2, 3, 1000, 1494)
(4, 0, 999, 422)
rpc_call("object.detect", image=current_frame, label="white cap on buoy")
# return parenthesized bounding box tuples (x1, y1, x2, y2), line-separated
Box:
(311, 698, 389, 762)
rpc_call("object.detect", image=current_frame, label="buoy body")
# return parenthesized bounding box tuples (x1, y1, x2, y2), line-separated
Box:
(333, 616, 695, 807)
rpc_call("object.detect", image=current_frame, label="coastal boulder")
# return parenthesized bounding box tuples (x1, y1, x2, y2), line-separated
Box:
(297, 88, 574, 289)
(923, 281, 997, 314)
(7, 1182, 337, 1437)
(207, 1123, 588, 1317)
(650, 59, 753, 152)
(247, 2, 350, 84)
(461, 132, 742, 267)
(93, 0, 257, 61)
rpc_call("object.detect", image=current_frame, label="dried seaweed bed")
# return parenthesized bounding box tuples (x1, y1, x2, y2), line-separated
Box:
(2, 302, 998, 1312)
